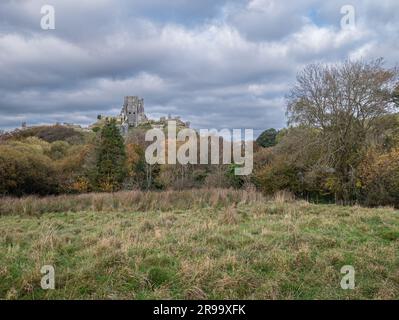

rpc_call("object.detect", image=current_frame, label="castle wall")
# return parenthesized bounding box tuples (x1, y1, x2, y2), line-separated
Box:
(122, 96, 146, 127)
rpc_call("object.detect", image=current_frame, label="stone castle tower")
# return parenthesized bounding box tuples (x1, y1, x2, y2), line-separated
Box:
(120, 96, 147, 127)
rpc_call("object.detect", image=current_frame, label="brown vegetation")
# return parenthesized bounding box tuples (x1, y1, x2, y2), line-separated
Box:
(1, 59, 398, 207)
(0, 188, 266, 216)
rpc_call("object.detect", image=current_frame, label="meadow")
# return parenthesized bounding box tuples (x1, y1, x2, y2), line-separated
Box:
(0, 189, 398, 299)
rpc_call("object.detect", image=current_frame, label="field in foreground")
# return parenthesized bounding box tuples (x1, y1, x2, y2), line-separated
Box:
(0, 189, 398, 299)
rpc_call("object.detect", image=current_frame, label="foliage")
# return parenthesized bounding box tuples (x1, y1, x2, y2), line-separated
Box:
(253, 155, 301, 195)
(0, 59, 398, 207)
(286, 59, 399, 202)
(0, 143, 57, 196)
(6, 125, 84, 144)
(256, 128, 279, 148)
(226, 164, 245, 189)
(95, 119, 127, 192)
(358, 148, 399, 207)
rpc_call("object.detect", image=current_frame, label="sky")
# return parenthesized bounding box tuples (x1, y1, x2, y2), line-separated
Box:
(0, 0, 398, 135)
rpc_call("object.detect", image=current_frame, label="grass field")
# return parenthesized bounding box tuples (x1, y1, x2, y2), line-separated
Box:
(0, 189, 398, 299)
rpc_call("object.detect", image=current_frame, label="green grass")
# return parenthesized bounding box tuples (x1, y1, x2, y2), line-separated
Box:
(0, 190, 398, 299)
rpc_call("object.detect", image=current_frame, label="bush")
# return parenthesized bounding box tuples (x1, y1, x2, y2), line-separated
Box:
(0, 144, 58, 196)
(358, 148, 399, 207)
(253, 157, 301, 195)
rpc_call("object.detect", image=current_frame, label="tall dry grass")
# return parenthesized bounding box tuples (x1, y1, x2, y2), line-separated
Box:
(273, 190, 295, 204)
(0, 188, 267, 216)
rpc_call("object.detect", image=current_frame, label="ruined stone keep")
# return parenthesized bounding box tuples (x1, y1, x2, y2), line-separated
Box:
(120, 96, 147, 127)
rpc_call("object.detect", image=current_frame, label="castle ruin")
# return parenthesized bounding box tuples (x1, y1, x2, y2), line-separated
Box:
(118, 95, 190, 136)
(120, 96, 147, 128)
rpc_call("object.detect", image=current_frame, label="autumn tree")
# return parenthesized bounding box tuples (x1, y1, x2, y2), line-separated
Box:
(124, 143, 147, 189)
(358, 148, 399, 207)
(286, 59, 398, 202)
(0, 143, 58, 196)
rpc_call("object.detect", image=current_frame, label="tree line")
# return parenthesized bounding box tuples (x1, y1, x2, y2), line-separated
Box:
(0, 58, 398, 206)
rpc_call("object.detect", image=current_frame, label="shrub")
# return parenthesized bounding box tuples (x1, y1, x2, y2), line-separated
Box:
(253, 157, 301, 195)
(0, 144, 58, 196)
(358, 148, 399, 207)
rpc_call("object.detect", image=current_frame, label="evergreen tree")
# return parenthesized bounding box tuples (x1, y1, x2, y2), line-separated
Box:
(95, 119, 127, 191)
(256, 128, 278, 148)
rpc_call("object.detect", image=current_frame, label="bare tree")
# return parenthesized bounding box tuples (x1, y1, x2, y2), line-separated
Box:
(286, 59, 398, 202)
(394, 84, 399, 107)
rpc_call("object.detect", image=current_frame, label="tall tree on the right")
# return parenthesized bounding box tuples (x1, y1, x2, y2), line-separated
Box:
(286, 58, 398, 203)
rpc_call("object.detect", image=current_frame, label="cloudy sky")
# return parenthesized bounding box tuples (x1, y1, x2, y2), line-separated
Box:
(0, 0, 398, 135)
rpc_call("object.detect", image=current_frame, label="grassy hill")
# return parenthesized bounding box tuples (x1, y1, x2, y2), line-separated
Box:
(0, 189, 398, 299)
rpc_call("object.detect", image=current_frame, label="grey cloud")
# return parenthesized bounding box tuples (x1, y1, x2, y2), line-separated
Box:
(0, 0, 398, 134)
(225, 0, 318, 41)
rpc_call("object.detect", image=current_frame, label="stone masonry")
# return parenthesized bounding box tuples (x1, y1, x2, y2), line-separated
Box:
(120, 96, 147, 127)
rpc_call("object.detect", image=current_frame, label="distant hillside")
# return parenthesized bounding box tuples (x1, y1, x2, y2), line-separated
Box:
(1, 124, 94, 145)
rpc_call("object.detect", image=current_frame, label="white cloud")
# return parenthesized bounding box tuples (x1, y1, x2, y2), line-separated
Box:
(0, 0, 398, 132)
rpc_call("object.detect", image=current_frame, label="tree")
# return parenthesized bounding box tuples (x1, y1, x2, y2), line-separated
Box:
(226, 164, 245, 189)
(394, 84, 399, 107)
(286, 59, 398, 202)
(95, 119, 127, 191)
(358, 148, 399, 207)
(0, 144, 58, 196)
(256, 128, 279, 148)
(125, 143, 147, 189)
(253, 155, 301, 195)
